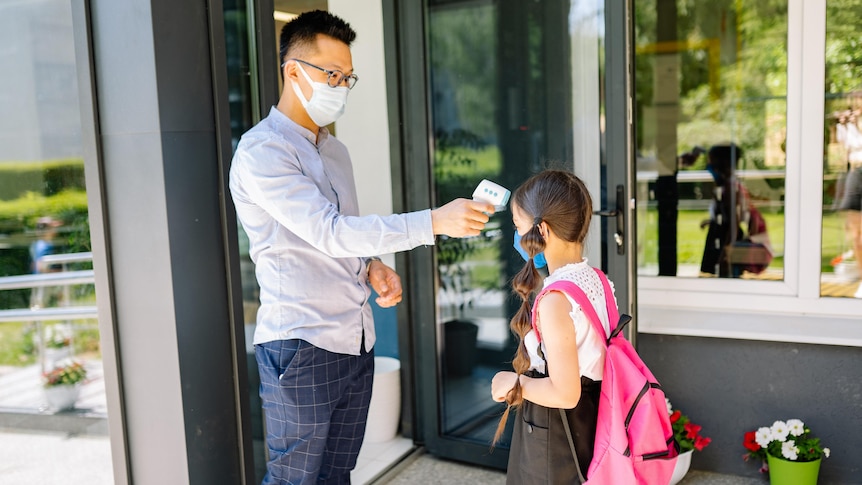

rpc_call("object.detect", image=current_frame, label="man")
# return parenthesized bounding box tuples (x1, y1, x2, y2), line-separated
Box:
(228, 10, 493, 484)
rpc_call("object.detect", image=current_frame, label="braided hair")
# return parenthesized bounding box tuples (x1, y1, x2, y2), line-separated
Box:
(493, 169, 593, 444)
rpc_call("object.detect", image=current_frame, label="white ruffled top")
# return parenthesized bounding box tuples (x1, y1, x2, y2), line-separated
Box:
(524, 259, 615, 381)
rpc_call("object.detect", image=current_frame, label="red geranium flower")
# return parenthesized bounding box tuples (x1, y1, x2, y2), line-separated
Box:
(665, 399, 710, 454)
(694, 436, 712, 451)
(684, 422, 702, 438)
(743, 431, 760, 452)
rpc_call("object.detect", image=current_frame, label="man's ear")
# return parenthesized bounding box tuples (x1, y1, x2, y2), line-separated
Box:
(283, 59, 296, 83)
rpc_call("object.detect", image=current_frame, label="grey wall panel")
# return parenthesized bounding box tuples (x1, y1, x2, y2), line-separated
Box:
(161, 131, 239, 482)
(90, 1, 160, 135)
(639, 334, 862, 483)
(98, 130, 187, 483)
(151, 0, 218, 133)
(89, 0, 244, 483)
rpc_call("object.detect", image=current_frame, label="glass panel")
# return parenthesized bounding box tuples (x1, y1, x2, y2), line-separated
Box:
(223, 0, 265, 481)
(634, 0, 787, 280)
(821, 0, 862, 298)
(229, 1, 328, 481)
(428, 0, 606, 446)
(0, 0, 112, 482)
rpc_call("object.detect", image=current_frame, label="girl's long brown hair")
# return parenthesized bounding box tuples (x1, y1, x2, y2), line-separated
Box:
(492, 170, 593, 445)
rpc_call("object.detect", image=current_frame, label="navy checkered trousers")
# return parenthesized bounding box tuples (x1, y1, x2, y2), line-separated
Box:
(256, 339, 374, 484)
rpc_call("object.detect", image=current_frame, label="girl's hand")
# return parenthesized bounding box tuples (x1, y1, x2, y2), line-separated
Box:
(491, 371, 520, 402)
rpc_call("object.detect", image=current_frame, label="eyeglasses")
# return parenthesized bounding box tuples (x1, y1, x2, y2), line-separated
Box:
(285, 58, 359, 90)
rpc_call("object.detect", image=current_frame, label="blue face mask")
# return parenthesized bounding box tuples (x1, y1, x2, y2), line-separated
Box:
(513, 231, 547, 269)
(706, 164, 723, 185)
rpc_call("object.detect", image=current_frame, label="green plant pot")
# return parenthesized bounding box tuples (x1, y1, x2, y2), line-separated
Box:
(767, 454, 820, 485)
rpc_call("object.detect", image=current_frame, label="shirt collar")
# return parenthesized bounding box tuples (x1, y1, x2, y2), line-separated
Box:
(268, 106, 330, 147)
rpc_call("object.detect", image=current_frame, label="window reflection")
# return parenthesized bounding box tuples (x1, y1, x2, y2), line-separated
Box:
(634, 0, 787, 280)
(429, 1, 508, 442)
(821, 0, 862, 298)
(0, 0, 111, 482)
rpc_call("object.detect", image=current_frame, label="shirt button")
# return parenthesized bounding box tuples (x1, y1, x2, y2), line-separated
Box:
(527, 424, 533, 434)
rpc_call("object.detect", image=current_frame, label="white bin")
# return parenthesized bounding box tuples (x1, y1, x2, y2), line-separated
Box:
(364, 356, 401, 443)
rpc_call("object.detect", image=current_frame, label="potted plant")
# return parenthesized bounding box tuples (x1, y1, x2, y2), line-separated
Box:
(42, 360, 87, 411)
(666, 399, 712, 485)
(743, 419, 830, 485)
(831, 250, 859, 282)
(44, 326, 72, 367)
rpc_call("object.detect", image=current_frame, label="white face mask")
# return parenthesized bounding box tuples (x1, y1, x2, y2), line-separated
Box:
(291, 63, 349, 127)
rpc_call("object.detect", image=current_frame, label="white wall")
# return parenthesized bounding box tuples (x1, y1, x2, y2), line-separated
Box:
(327, 2, 390, 213)
(329, 1, 396, 266)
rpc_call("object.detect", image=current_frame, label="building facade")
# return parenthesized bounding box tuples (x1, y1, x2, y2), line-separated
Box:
(0, 0, 859, 483)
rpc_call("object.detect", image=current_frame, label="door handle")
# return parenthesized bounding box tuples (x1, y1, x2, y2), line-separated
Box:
(592, 185, 625, 255)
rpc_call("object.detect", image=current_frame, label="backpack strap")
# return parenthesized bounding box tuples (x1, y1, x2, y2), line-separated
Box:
(559, 408, 588, 484)
(529, 268, 617, 485)
(531, 267, 619, 345)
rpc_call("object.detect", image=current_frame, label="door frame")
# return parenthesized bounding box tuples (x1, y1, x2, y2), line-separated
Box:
(603, 0, 638, 341)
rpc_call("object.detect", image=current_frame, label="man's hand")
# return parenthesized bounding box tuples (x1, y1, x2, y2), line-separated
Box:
(367, 260, 403, 308)
(431, 198, 495, 237)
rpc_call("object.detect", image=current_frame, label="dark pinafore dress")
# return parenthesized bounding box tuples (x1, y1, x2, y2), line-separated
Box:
(505, 345, 601, 485)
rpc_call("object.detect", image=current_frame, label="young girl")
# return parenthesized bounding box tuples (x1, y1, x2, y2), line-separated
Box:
(491, 169, 614, 483)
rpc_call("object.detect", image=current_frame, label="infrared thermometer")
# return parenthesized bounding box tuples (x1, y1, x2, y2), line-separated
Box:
(472, 179, 510, 212)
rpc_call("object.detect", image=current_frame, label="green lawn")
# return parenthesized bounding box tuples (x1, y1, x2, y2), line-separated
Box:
(0, 322, 36, 366)
(638, 209, 847, 272)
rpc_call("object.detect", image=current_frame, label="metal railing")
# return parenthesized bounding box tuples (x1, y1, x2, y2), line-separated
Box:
(0, 252, 97, 372)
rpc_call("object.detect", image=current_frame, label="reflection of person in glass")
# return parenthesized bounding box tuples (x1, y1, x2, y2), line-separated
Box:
(836, 164, 862, 298)
(30, 216, 62, 274)
(699, 144, 771, 278)
(30, 216, 63, 308)
(228, 11, 494, 484)
(491, 170, 608, 481)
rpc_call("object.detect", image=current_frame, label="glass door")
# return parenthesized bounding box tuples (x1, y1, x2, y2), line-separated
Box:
(407, 0, 633, 468)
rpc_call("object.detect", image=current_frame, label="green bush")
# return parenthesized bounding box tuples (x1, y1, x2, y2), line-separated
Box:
(0, 159, 85, 200)
(0, 189, 90, 309)
(0, 322, 37, 366)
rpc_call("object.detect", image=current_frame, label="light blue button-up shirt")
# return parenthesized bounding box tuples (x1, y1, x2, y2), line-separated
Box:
(229, 107, 434, 355)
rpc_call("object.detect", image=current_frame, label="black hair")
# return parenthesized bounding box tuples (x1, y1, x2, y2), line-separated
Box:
(278, 10, 356, 80)
(707, 143, 744, 180)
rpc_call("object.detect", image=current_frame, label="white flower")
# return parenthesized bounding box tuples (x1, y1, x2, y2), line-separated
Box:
(786, 419, 805, 436)
(823, 448, 830, 458)
(781, 440, 799, 460)
(755, 427, 773, 448)
(666, 398, 673, 415)
(771, 421, 790, 442)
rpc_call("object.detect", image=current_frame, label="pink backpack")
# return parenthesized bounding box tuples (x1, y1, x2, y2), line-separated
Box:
(532, 268, 678, 484)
